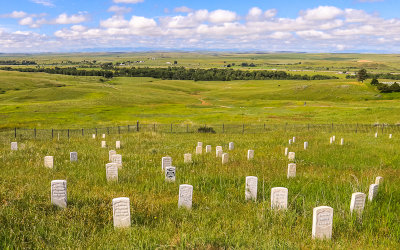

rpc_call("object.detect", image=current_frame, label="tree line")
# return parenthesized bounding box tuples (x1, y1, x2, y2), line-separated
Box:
(0, 66, 338, 81)
(0, 60, 37, 65)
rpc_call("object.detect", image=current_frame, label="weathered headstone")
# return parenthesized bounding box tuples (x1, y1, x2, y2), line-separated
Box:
(206, 145, 211, 153)
(178, 184, 193, 209)
(165, 166, 176, 182)
(196, 146, 202, 155)
(216, 149, 223, 158)
(111, 154, 122, 167)
(304, 142, 308, 150)
(92, 134, 96, 139)
(332, 136, 335, 142)
(292, 137, 296, 143)
(44, 156, 54, 169)
(375, 132, 378, 138)
(184, 153, 192, 163)
(101, 141, 106, 148)
(70, 152, 78, 162)
(102, 134, 106, 139)
(247, 150, 254, 160)
(389, 134, 392, 139)
(350, 192, 366, 215)
(329, 137, 333, 144)
(229, 142, 234, 150)
(312, 206, 333, 240)
(116, 141, 121, 149)
(368, 184, 379, 202)
(51, 180, 67, 208)
(340, 138, 344, 145)
(284, 147, 288, 156)
(289, 139, 292, 145)
(271, 187, 288, 210)
(287, 163, 296, 178)
(112, 197, 131, 228)
(109, 150, 117, 161)
(375, 176, 383, 185)
(197, 142, 203, 147)
(288, 152, 295, 161)
(106, 163, 119, 182)
(245, 176, 258, 201)
(162, 156, 172, 171)
(222, 153, 229, 164)
(11, 142, 18, 151)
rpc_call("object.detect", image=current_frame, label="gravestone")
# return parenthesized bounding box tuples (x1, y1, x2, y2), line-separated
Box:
(178, 184, 193, 209)
(229, 142, 234, 150)
(292, 137, 296, 143)
(375, 176, 383, 185)
(165, 166, 176, 182)
(101, 141, 106, 148)
(332, 136, 335, 142)
(247, 150, 254, 160)
(102, 134, 106, 139)
(287, 163, 296, 178)
(11, 142, 18, 151)
(184, 153, 192, 163)
(368, 184, 378, 202)
(92, 134, 96, 139)
(222, 153, 229, 164)
(111, 154, 122, 167)
(162, 156, 172, 171)
(284, 147, 288, 156)
(329, 137, 333, 144)
(312, 206, 333, 240)
(375, 132, 378, 138)
(216, 149, 223, 158)
(197, 142, 203, 147)
(106, 163, 119, 182)
(289, 139, 292, 145)
(196, 146, 202, 155)
(112, 197, 131, 228)
(304, 142, 308, 150)
(340, 138, 344, 145)
(51, 180, 67, 208)
(350, 192, 366, 215)
(271, 187, 288, 210)
(44, 156, 54, 169)
(389, 134, 392, 139)
(116, 141, 121, 149)
(206, 145, 211, 153)
(70, 152, 78, 162)
(245, 176, 258, 201)
(109, 150, 117, 161)
(288, 152, 295, 161)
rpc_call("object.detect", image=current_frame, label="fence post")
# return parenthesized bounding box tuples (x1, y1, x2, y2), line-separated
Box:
(186, 124, 189, 133)
(82, 128, 84, 136)
(153, 123, 156, 132)
(118, 126, 120, 134)
(34, 128, 36, 138)
(136, 121, 139, 132)
(242, 124, 245, 134)
(95, 128, 97, 135)
(331, 123, 333, 132)
(68, 129, 70, 139)
(52, 129, 54, 139)
(14, 127, 16, 138)
(170, 123, 173, 133)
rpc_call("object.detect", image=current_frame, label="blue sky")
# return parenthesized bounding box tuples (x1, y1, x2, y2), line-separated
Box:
(0, 0, 399, 52)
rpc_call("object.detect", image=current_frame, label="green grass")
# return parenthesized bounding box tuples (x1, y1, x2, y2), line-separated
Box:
(0, 131, 399, 248)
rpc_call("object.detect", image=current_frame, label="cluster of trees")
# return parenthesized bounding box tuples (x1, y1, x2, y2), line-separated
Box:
(0, 60, 37, 65)
(0, 66, 339, 81)
(347, 68, 400, 81)
(371, 78, 400, 93)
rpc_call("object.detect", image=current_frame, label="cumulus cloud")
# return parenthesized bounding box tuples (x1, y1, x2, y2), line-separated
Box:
(0, 11, 28, 19)
(174, 6, 193, 13)
(107, 5, 132, 15)
(113, 0, 144, 3)
(301, 6, 343, 21)
(30, 0, 54, 7)
(208, 9, 238, 23)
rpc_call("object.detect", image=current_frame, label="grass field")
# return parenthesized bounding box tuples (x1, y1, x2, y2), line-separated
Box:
(1, 131, 399, 248)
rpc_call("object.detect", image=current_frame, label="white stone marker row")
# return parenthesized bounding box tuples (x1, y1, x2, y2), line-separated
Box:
(162, 156, 172, 171)
(51, 180, 67, 208)
(106, 163, 119, 182)
(247, 150, 254, 160)
(70, 152, 78, 162)
(11, 142, 18, 151)
(44, 156, 54, 168)
(312, 206, 333, 240)
(229, 142, 234, 150)
(113, 197, 131, 228)
(178, 184, 193, 209)
(165, 167, 176, 182)
(184, 153, 192, 163)
(222, 153, 229, 164)
(287, 163, 296, 178)
(206, 145, 211, 153)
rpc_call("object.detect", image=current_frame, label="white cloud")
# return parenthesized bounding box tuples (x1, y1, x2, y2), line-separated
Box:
(301, 6, 343, 21)
(129, 16, 157, 29)
(264, 9, 277, 19)
(113, 0, 144, 3)
(18, 17, 34, 26)
(107, 6, 132, 14)
(54, 13, 89, 24)
(208, 9, 238, 23)
(247, 7, 262, 20)
(30, 0, 54, 7)
(174, 6, 193, 13)
(0, 11, 28, 19)
(100, 16, 129, 28)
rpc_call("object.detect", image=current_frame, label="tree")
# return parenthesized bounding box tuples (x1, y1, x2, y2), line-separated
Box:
(377, 82, 391, 93)
(370, 78, 379, 85)
(390, 82, 400, 92)
(357, 68, 368, 82)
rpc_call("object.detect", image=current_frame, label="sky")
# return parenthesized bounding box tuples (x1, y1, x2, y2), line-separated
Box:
(0, 0, 400, 53)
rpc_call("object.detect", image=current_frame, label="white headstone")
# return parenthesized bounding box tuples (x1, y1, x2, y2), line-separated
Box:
(247, 150, 254, 160)
(51, 180, 67, 208)
(101, 141, 106, 148)
(178, 184, 193, 209)
(184, 153, 192, 163)
(106, 163, 119, 182)
(245, 176, 258, 201)
(11, 142, 18, 151)
(109, 150, 117, 161)
(304, 142, 308, 150)
(165, 166, 176, 182)
(375, 132, 378, 138)
(389, 134, 392, 139)
(112, 197, 131, 228)
(70, 152, 78, 162)
(287, 163, 296, 178)
(216, 149, 223, 158)
(44, 156, 54, 169)
(312, 206, 333, 240)
(332, 136, 335, 142)
(197, 142, 203, 147)
(196, 146, 202, 155)
(292, 137, 296, 143)
(368, 184, 379, 202)
(92, 134, 96, 139)
(284, 147, 288, 156)
(271, 187, 288, 210)
(288, 152, 295, 161)
(289, 139, 292, 145)
(375, 176, 383, 185)
(206, 145, 211, 153)
(162, 156, 172, 171)
(102, 134, 106, 139)
(329, 137, 333, 144)
(116, 141, 121, 149)
(229, 142, 234, 150)
(222, 153, 229, 164)
(340, 138, 344, 145)
(350, 192, 366, 215)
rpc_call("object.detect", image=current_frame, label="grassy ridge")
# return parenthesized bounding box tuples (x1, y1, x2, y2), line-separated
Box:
(0, 131, 399, 248)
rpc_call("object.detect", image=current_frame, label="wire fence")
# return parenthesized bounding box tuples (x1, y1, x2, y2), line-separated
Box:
(1, 122, 399, 140)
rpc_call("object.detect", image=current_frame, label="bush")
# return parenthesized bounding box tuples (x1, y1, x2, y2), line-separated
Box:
(197, 126, 216, 133)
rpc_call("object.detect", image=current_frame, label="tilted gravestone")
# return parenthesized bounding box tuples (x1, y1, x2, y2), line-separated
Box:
(106, 163, 119, 182)
(112, 197, 131, 228)
(165, 166, 176, 182)
(216, 146, 223, 157)
(70, 152, 78, 162)
(11, 142, 18, 151)
(271, 187, 288, 210)
(247, 150, 254, 160)
(287, 163, 296, 178)
(222, 153, 229, 164)
(245, 176, 258, 201)
(312, 206, 333, 240)
(162, 156, 172, 171)
(178, 184, 193, 209)
(51, 180, 67, 208)
(368, 184, 379, 202)
(375, 176, 383, 185)
(44, 156, 54, 169)
(350, 192, 366, 215)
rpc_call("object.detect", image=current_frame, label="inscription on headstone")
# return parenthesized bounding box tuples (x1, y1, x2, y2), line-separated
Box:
(312, 206, 333, 240)
(162, 156, 172, 171)
(165, 166, 176, 182)
(178, 184, 193, 209)
(111, 154, 122, 165)
(350, 192, 366, 214)
(11, 142, 18, 151)
(368, 184, 379, 202)
(70, 152, 78, 162)
(44, 156, 54, 169)
(247, 150, 254, 160)
(271, 187, 288, 210)
(184, 153, 192, 163)
(287, 163, 296, 178)
(106, 163, 119, 182)
(51, 180, 67, 208)
(112, 197, 131, 228)
(245, 176, 258, 201)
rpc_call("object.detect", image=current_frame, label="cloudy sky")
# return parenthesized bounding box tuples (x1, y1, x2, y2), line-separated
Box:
(0, 0, 399, 53)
